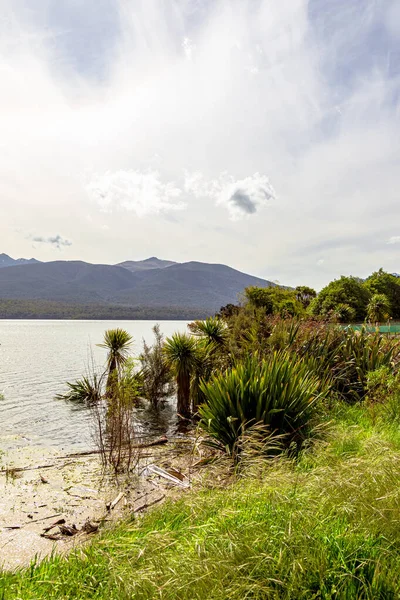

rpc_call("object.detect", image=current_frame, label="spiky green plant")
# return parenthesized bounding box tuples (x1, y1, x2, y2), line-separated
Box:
(189, 317, 227, 347)
(55, 373, 104, 405)
(97, 328, 133, 390)
(199, 353, 326, 456)
(331, 303, 356, 323)
(367, 293, 391, 325)
(163, 332, 200, 417)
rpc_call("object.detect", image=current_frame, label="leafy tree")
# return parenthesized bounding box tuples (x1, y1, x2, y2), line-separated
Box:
(244, 287, 274, 313)
(217, 303, 240, 319)
(364, 269, 400, 318)
(295, 286, 316, 308)
(163, 332, 200, 418)
(366, 293, 391, 325)
(245, 286, 303, 317)
(310, 276, 370, 321)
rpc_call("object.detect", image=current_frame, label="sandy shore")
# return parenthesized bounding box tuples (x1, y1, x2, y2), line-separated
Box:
(0, 441, 193, 571)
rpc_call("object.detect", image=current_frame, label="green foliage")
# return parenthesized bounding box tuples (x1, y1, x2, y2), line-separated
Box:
(199, 353, 326, 455)
(97, 328, 133, 374)
(295, 285, 316, 307)
(366, 293, 391, 324)
(366, 366, 400, 424)
(310, 276, 371, 320)
(163, 332, 200, 417)
(188, 317, 227, 348)
(245, 285, 304, 317)
(140, 325, 175, 408)
(287, 322, 398, 403)
(331, 303, 356, 323)
(55, 373, 104, 405)
(118, 358, 144, 402)
(364, 268, 400, 318)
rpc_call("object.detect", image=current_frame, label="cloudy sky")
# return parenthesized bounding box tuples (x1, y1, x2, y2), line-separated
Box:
(1, 0, 399, 289)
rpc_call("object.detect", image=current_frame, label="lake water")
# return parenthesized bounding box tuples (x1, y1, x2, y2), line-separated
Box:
(0, 320, 187, 453)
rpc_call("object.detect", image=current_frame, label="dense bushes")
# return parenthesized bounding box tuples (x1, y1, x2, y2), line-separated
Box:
(199, 353, 327, 455)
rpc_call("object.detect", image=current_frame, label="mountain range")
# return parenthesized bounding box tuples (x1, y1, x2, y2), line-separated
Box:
(0, 254, 275, 319)
(0, 253, 39, 268)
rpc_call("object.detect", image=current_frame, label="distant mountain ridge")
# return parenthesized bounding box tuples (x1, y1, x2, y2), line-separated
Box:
(0, 254, 276, 318)
(0, 253, 40, 268)
(117, 257, 177, 272)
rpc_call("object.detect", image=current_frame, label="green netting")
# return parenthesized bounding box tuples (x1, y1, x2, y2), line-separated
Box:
(349, 323, 400, 333)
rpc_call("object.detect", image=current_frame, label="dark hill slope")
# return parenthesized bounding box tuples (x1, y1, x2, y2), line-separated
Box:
(0, 261, 137, 303)
(113, 261, 275, 309)
(0, 259, 275, 313)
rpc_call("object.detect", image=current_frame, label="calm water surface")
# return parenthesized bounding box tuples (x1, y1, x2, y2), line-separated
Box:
(0, 320, 187, 452)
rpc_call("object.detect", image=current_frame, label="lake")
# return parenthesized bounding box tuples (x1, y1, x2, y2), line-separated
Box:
(0, 320, 187, 452)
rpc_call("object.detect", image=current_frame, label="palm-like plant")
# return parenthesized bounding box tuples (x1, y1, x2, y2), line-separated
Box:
(97, 328, 133, 391)
(189, 317, 227, 348)
(56, 372, 104, 405)
(163, 332, 199, 417)
(331, 303, 356, 323)
(367, 294, 391, 326)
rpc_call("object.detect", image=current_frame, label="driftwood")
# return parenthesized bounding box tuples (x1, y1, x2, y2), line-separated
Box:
(59, 524, 79, 536)
(106, 491, 125, 511)
(82, 520, 99, 534)
(135, 436, 168, 449)
(134, 494, 165, 513)
(28, 512, 62, 524)
(41, 533, 62, 541)
(55, 437, 170, 461)
(43, 518, 66, 533)
(0, 464, 55, 474)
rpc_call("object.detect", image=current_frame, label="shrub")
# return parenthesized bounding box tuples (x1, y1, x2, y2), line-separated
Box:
(199, 353, 326, 456)
(140, 324, 175, 408)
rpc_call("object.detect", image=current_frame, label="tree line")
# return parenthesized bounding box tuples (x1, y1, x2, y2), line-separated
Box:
(243, 268, 400, 324)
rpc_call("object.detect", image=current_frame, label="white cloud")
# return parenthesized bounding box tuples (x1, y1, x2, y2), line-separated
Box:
(216, 173, 275, 220)
(184, 171, 276, 220)
(387, 236, 400, 245)
(86, 170, 185, 217)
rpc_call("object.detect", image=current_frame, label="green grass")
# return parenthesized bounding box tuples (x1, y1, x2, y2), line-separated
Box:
(2, 404, 400, 599)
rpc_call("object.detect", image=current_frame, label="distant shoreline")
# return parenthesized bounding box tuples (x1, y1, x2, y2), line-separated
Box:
(0, 298, 210, 321)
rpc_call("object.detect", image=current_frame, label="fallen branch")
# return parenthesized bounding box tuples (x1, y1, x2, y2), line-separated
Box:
(134, 495, 165, 513)
(106, 491, 125, 511)
(29, 513, 62, 524)
(43, 518, 66, 533)
(0, 464, 55, 474)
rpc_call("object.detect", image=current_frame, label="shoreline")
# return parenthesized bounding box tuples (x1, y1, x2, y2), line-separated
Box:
(0, 441, 193, 571)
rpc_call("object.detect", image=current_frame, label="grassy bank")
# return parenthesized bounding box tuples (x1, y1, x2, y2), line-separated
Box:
(2, 403, 400, 599)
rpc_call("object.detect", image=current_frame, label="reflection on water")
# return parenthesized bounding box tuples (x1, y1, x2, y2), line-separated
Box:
(0, 320, 187, 451)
